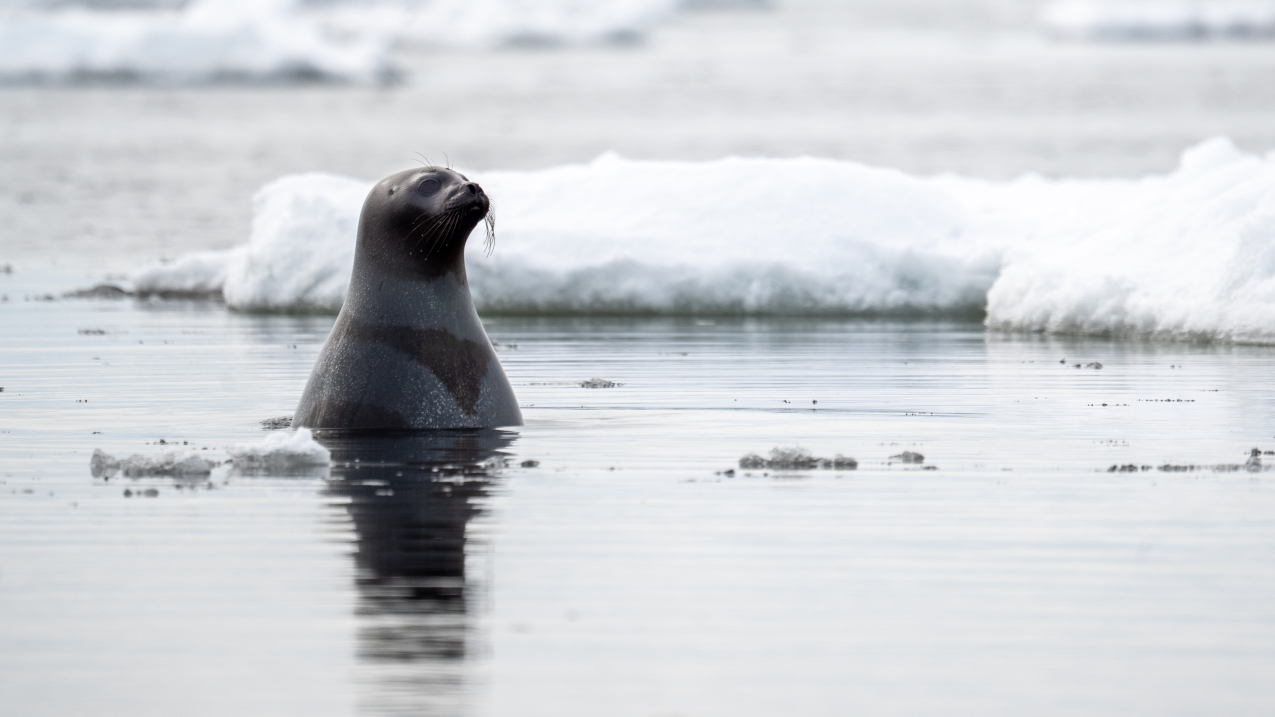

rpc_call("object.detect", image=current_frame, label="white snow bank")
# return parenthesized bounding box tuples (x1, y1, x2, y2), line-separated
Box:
(91, 447, 215, 477)
(134, 155, 997, 316)
(0, 0, 391, 83)
(228, 428, 331, 471)
(1042, 0, 1275, 39)
(132, 137, 1275, 343)
(976, 138, 1275, 342)
(134, 172, 366, 311)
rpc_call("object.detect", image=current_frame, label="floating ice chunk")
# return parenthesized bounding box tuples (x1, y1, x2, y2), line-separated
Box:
(228, 427, 331, 471)
(766, 445, 820, 469)
(135, 154, 992, 317)
(1246, 448, 1263, 472)
(90, 449, 119, 478)
(980, 137, 1275, 343)
(889, 451, 925, 464)
(134, 138, 1275, 344)
(738, 446, 858, 470)
(260, 415, 293, 430)
(91, 448, 215, 477)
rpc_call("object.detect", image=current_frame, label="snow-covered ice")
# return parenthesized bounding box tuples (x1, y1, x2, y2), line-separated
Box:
(132, 137, 1275, 343)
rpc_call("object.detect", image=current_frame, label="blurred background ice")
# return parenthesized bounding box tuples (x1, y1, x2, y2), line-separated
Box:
(4, 0, 1273, 340)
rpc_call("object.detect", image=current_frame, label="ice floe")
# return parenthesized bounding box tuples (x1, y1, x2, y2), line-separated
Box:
(132, 137, 1275, 343)
(228, 427, 331, 470)
(91, 447, 216, 477)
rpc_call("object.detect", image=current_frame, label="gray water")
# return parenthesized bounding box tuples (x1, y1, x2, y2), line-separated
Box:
(3, 269, 1275, 716)
(4, 0, 1275, 714)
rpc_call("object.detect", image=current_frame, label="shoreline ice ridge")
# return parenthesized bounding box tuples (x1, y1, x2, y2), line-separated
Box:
(131, 137, 1275, 343)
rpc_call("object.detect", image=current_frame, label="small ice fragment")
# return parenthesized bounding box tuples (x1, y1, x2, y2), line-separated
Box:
(66, 285, 131, 300)
(1246, 448, 1263, 473)
(121, 450, 214, 477)
(832, 454, 858, 470)
(580, 378, 620, 388)
(890, 451, 925, 464)
(738, 446, 857, 470)
(90, 449, 120, 478)
(228, 428, 330, 471)
(260, 415, 293, 430)
(767, 445, 819, 469)
(92, 448, 212, 478)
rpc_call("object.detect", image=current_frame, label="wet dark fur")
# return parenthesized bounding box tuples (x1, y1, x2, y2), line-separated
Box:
(293, 167, 522, 430)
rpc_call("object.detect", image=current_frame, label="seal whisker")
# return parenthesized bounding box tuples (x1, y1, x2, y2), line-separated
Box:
(483, 204, 496, 257)
(418, 216, 450, 254)
(410, 211, 449, 252)
(423, 210, 459, 260)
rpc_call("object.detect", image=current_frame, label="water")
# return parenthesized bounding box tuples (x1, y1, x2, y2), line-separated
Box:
(3, 270, 1275, 715)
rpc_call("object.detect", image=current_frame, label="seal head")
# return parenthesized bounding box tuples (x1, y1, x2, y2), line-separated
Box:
(293, 167, 523, 430)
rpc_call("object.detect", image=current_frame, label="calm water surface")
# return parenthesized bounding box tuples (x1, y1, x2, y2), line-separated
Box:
(2, 270, 1274, 716)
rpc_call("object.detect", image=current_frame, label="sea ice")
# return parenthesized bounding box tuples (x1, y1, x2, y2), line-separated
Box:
(132, 138, 1275, 343)
(90, 448, 215, 477)
(739, 446, 858, 470)
(889, 451, 925, 464)
(227, 427, 331, 471)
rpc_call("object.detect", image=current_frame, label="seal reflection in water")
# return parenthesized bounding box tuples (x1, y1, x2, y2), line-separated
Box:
(319, 430, 513, 710)
(295, 167, 522, 430)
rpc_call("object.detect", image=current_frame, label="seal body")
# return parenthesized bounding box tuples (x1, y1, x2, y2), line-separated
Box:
(294, 167, 522, 430)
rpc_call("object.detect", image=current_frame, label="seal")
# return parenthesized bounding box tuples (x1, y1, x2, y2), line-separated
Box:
(293, 167, 523, 430)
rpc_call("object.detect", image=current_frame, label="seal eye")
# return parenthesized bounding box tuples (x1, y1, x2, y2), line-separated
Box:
(416, 178, 441, 196)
